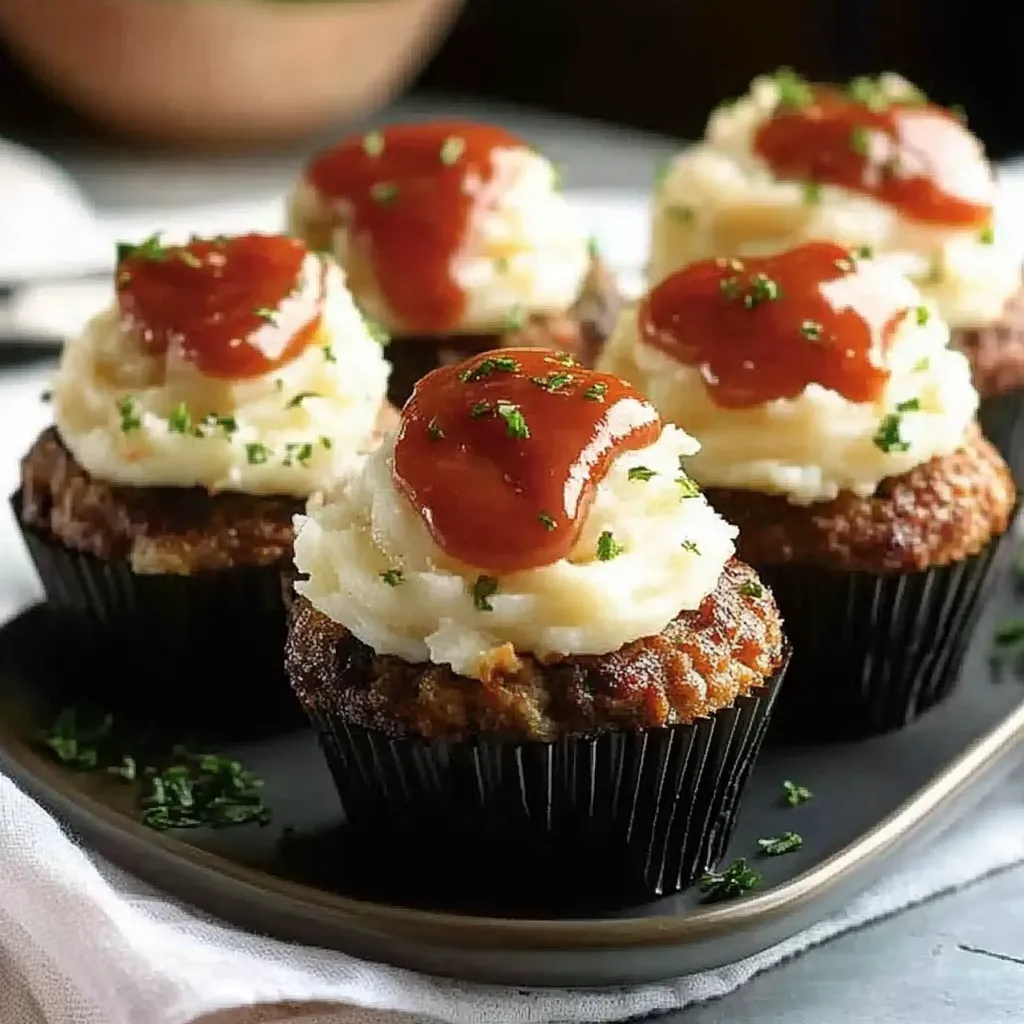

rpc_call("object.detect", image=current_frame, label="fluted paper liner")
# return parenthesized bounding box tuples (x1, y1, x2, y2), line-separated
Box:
(300, 657, 787, 900)
(761, 536, 1010, 742)
(10, 491, 299, 733)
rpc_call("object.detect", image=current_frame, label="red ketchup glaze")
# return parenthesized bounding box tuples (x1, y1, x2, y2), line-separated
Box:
(306, 120, 525, 334)
(392, 348, 662, 574)
(116, 233, 323, 381)
(754, 88, 992, 227)
(638, 241, 911, 408)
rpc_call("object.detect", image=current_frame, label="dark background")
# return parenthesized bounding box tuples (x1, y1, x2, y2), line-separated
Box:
(413, 0, 1024, 157)
(1, 1, 1022, 157)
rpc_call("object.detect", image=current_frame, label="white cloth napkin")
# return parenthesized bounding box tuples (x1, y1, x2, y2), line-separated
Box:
(2, 768, 1024, 1024)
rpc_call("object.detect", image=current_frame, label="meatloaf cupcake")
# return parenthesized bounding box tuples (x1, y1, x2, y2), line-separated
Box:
(285, 347, 788, 897)
(14, 231, 394, 729)
(649, 69, 1024, 483)
(287, 120, 622, 406)
(601, 240, 1015, 740)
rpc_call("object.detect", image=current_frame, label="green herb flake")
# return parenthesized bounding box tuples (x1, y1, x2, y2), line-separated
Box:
(460, 356, 520, 382)
(504, 305, 527, 333)
(699, 858, 762, 904)
(320, 435, 333, 449)
(363, 131, 384, 157)
(583, 381, 608, 402)
(773, 67, 814, 110)
(472, 575, 499, 612)
(979, 225, 995, 245)
(427, 417, 444, 441)
(39, 708, 114, 771)
(531, 371, 575, 392)
(116, 395, 142, 433)
(739, 580, 763, 599)
(719, 275, 741, 300)
(469, 400, 491, 419)
(913, 357, 930, 373)
(872, 413, 910, 453)
(681, 539, 700, 554)
(283, 441, 314, 467)
(254, 306, 277, 324)
(439, 135, 465, 165)
(587, 236, 600, 260)
(675, 457, 701, 498)
(178, 250, 203, 269)
(363, 315, 390, 346)
(116, 232, 166, 265)
(743, 273, 783, 309)
(851, 244, 874, 260)
(757, 831, 803, 856)
(897, 397, 920, 413)
(783, 779, 813, 807)
(915, 305, 930, 326)
(847, 75, 890, 113)
(167, 402, 192, 435)
(322, 344, 337, 363)
(245, 442, 271, 465)
(802, 181, 822, 205)
(285, 391, 320, 409)
(801, 319, 823, 342)
(370, 181, 398, 204)
(994, 618, 1024, 648)
(628, 465, 657, 482)
(379, 569, 404, 586)
(497, 400, 530, 439)
(596, 530, 625, 561)
(849, 126, 871, 157)
(538, 513, 557, 531)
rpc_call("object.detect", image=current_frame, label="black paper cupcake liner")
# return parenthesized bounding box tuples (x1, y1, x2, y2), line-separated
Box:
(759, 536, 1011, 743)
(301, 655, 787, 900)
(978, 389, 1024, 488)
(10, 491, 300, 735)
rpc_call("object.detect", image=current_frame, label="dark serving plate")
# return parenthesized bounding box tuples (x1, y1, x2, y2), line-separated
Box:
(1, 560, 1023, 988)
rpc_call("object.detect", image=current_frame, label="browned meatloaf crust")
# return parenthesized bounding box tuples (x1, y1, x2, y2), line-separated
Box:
(384, 256, 623, 407)
(952, 278, 1024, 396)
(18, 404, 399, 575)
(706, 426, 1015, 574)
(285, 558, 786, 742)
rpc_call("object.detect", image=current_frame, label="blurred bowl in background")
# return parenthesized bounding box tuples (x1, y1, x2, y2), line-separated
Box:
(0, 0, 463, 148)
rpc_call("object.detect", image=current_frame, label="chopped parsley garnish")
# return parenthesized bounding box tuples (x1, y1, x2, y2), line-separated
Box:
(675, 457, 701, 497)
(873, 398, 919, 454)
(628, 465, 657, 482)
(38, 708, 270, 831)
(979, 225, 995, 245)
(363, 131, 384, 156)
(322, 344, 337, 363)
(469, 401, 491, 419)
(850, 245, 874, 260)
(757, 831, 803, 856)
(802, 181, 822, 205)
(167, 402, 193, 434)
(285, 391, 320, 409)
(116, 232, 166, 264)
(846, 75, 893, 113)
(472, 575, 499, 611)
(363, 315, 390, 346)
(538, 513, 557, 530)
(849, 126, 871, 157)
(370, 181, 398, 204)
(773, 67, 813, 109)
(666, 204, 694, 222)
(245, 442, 270, 465)
(801, 319, 823, 341)
(551, 352, 578, 367)
(504, 305, 527, 332)
(719, 275, 741, 300)
(681, 539, 700, 554)
(783, 779, 813, 807)
(439, 135, 465, 165)
(583, 381, 608, 401)
(461, 355, 520, 382)
(531, 371, 574, 392)
(913, 357, 930, 373)
(496, 400, 530, 439)
(699, 858, 762, 903)
(915, 305, 930, 326)
(379, 569, 404, 586)
(253, 306, 277, 324)
(178, 250, 203, 269)
(743, 273, 782, 308)
(427, 417, 444, 441)
(283, 442, 314, 467)
(596, 530, 624, 561)
(739, 580, 763, 599)
(319, 435, 333, 449)
(116, 395, 141, 433)
(275, 378, 285, 391)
